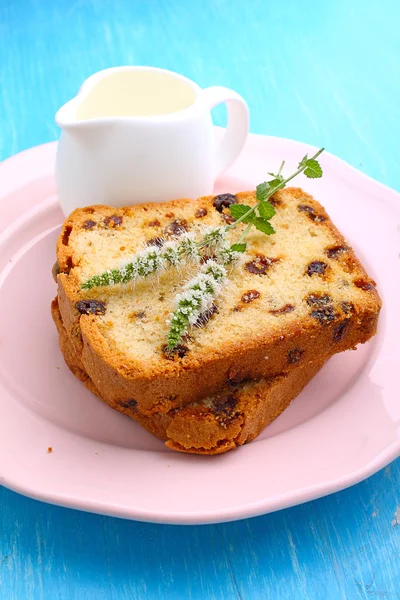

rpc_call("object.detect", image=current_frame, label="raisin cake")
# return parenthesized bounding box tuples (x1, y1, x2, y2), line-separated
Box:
(54, 187, 381, 414)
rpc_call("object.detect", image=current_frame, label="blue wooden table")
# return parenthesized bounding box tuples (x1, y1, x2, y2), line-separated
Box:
(1, 1, 399, 598)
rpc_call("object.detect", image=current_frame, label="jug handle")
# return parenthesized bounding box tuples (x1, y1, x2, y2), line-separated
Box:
(198, 86, 249, 177)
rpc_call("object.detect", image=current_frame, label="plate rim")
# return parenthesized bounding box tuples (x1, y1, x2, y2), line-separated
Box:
(0, 132, 399, 525)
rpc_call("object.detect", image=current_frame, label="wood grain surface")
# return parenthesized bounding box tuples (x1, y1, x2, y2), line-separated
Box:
(0, 0, 399, 598)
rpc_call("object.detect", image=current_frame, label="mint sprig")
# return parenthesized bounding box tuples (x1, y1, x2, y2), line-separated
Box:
(226, 148, 324, 252)
(166, 148, 324, 348)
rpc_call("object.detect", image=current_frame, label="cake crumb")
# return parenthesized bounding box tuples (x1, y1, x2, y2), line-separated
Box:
(47, 447, 53, 453)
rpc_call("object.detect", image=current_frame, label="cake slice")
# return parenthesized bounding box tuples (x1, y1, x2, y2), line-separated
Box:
(52, 298, 325, 455)
(54, 187, 381, 414)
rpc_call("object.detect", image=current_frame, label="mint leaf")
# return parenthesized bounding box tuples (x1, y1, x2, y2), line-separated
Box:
(229, 204, 254, 223)
(258, 201, 276, 220)
(231, 243, 247, 253)
(298, 155, 308, 169)
(253, 218, 275, 235)
(267, 178, 283, 190)
(304, 159, 323, 178)
(256, 182, 270, 202)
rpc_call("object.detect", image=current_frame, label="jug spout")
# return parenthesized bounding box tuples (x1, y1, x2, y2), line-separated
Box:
(55, 97, 106, 135)
(55, 98, 78, 131)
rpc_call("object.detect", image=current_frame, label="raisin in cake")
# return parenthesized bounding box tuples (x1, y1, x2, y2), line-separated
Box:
(54, 187, 381, 414)
(52, 298, 325, 455)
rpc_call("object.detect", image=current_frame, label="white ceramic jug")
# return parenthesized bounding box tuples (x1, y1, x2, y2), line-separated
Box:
(55, 66, 249, 215)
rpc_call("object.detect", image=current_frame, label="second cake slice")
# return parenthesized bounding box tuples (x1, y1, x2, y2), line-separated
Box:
(52, 298, 325, 455)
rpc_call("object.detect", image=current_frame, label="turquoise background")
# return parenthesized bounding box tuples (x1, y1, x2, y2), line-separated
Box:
(0, 1, 399, 598)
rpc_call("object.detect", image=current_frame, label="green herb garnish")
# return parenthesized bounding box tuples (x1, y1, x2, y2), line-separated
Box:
(166, 260, 228, 352)
(224, 148, 324, 253)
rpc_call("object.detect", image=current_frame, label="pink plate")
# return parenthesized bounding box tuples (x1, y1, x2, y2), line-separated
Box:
(0, 131, 399, 525)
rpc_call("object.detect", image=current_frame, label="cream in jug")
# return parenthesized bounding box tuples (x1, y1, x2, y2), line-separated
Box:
(55, 66, 249, 215)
